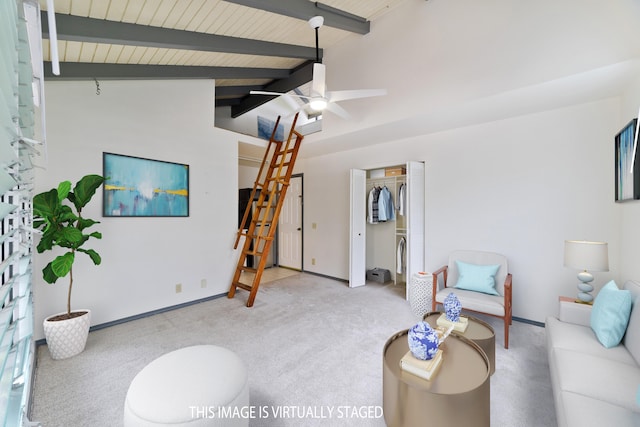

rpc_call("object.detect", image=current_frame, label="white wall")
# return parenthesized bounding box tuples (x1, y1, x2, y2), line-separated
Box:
(239, 163, 259, 189)
(300, 98, 621, 323)
(294, 0, 640, 323)
(619, 75, 640, 281)
(34, 80, 240, 340)
(304, 0, 640, 145)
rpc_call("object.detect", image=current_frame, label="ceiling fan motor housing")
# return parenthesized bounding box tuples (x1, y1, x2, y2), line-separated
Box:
(309, 16, 324, 29)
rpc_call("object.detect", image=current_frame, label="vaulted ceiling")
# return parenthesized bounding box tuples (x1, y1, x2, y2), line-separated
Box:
(39, 0, 407, 118)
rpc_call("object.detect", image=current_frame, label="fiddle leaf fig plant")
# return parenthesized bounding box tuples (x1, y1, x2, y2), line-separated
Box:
(33, 174, 105, 319)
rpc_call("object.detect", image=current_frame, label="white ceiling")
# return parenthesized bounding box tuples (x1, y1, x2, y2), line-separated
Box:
(39, 0, 408, 117)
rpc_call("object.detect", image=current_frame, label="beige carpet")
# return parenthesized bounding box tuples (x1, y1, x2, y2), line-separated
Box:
(30, 273, 556, 426)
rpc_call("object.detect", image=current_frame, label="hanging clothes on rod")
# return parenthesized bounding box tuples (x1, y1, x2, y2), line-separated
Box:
(368, 186, 380, 224)
(378, 185, 395, 222)
(368, 182, 396, 224)
(398, 183, 406, 216)
(397, 236, 406, 274)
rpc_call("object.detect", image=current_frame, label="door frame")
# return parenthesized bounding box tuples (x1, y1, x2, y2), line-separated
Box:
(349, 162, 425, 295)
(349, 169, 367, 287)
(278, 173, 303, 270)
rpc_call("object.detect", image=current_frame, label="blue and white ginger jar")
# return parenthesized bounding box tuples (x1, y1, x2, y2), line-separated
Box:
(444, 292, 462, 322)
(407, 321, 440, 360)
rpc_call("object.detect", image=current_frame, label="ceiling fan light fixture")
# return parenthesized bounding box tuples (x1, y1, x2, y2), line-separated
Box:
(309, 98, 328, 111)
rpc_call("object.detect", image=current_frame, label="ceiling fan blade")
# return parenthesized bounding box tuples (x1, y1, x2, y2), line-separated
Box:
(327, 88, 387, 103)
(325, 102, 351, 119)
(250, 90, 312, 100)
(312, 63, 326, 97)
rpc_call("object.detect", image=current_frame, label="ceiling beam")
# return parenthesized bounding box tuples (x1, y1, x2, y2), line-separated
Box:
(216, 98, 242, 107)
(41, 12, 321, 60)
(43, 62, 291, 80)
(216, 85, 264, 96)
(224, 0, 370, 34)
(231, 60, 314, 118)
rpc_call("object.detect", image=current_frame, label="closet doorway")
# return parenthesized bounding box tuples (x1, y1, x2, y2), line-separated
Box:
(278, 174, 303, 270)
(349, 161, 425, 298)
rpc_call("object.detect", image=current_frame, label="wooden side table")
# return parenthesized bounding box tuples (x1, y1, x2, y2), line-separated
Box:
(559, 295, 593, 305)
(558, 296, 593, 324)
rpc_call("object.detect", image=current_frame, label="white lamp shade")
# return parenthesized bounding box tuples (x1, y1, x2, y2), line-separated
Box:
(564, 240, 609, 272)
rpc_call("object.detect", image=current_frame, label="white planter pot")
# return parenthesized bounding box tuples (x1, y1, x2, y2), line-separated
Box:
(43, 309, 91, 360)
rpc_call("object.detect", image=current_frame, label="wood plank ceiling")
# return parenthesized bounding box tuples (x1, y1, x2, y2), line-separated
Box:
(39, 0, 407, 118)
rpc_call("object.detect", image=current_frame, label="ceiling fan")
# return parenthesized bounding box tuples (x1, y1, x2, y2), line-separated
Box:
(250, 16, 387, 119)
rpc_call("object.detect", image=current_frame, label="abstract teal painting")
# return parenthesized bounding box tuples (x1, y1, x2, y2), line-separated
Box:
(103, 153, 189, 217)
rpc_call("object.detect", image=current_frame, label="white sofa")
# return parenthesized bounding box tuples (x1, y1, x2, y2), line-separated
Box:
(545, 280, 640, 426)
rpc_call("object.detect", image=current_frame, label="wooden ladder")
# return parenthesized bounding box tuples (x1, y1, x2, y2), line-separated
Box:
(229, 114, 304, 307)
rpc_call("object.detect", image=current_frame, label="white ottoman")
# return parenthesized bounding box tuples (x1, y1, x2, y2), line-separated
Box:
(124, 345, 249, 427)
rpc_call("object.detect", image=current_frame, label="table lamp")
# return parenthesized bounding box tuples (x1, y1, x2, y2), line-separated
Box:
(563, 240, 609, 303)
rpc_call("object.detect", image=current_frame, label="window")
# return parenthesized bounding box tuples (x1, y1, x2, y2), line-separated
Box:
(0, 0, 41, 424)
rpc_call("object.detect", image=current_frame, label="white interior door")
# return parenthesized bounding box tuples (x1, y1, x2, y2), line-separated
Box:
(350, 169, 367, 287)
(278, 175, 302, 270)
(406, 161, 425, 298)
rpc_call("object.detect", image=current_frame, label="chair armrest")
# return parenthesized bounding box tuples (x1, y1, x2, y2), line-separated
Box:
(558, 297, 592, 326)
(503, 273, 513, 318)
(432, 265, 448, 293)
(431, 266, 447, 311)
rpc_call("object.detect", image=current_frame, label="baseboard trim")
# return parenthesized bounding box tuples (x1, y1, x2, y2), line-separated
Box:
(513, 316, 544, 328)
(35, 292, 228, 347)
(302, 270, 348, 283)
(34, 274, 544, 348)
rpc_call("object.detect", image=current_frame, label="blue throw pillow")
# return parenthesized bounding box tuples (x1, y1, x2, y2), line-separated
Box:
(454, 261, 501, 296)
(590, 280, 632, 348)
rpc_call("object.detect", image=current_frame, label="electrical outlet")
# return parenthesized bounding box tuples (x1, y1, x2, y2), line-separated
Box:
(311, 258, 316, 265)
(175, 283, 182, 293)
(201, 279, 207, 288)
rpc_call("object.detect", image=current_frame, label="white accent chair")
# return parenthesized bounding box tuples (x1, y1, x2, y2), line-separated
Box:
(431, 250, 513, 348)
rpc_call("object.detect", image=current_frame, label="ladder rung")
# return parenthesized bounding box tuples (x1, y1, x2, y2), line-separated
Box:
(244, 231, 272, 238)
(251, 219, 273, 225)
(252, 249, 271, 257)
(265, 177, 289, 185)
(269, 162, 292, 169)
(233, 282, 253, 292)
(245, 236, 273, 242)
(276, 148, 295, 156)
(239, 266, 257, 273)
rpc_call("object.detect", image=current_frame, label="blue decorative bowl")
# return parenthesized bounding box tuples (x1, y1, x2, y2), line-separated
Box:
(407, 321, 440, 360)
(444, 292, 462, 322)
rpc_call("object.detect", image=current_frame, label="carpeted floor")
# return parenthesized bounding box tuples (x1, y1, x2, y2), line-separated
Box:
(30, 273, 556, 426)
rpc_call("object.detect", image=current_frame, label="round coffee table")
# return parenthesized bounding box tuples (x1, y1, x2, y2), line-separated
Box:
(422, 311, 496, 375)
(382, 329, 490, 427)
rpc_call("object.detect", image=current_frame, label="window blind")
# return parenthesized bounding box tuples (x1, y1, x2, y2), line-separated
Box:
(0, 0, 40, 425)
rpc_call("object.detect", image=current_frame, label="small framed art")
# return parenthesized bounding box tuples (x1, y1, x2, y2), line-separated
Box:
(103, 152, 189, 217)
(615, 118, 640, 202)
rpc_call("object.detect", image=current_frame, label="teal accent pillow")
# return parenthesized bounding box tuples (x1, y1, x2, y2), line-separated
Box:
(590, 280, 632, 348)
(454, 261, 501, 296)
